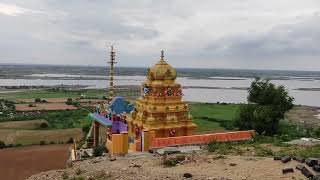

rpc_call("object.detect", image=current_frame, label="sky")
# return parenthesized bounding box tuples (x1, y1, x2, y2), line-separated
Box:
(0, 0, 320, 70)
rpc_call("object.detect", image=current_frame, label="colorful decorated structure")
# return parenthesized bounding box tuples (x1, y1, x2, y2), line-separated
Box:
(126, 51, 197, 138)
(84, 46, 133, 148)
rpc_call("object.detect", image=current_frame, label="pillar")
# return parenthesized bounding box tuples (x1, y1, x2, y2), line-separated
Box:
(142, 130, 150, 152)
(121, 132, 129, 154)
(93, 121, 100, 147)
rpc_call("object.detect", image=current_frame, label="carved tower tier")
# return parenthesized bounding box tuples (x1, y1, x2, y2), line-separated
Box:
(127, 51, 197, 138)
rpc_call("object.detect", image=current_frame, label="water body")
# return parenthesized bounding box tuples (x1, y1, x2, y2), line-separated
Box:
(1, 73, 320, 106)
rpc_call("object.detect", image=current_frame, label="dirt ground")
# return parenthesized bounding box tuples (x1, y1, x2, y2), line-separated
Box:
(15, 103, 77, 111)
(0, 144, 70, 180)
(286, 106, 320, 127)
(0, 128, 83, 145)
(28, 151, 310, 180)
(0, 119, 47, 130)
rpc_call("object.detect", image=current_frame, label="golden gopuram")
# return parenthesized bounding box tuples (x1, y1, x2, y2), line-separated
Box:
(127, 51, 197, 138)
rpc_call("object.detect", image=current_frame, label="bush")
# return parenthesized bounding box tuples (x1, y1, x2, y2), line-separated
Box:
(82, 124, 91, 134)
(39, 122, 49, 128)
(66, 98, 73, 105)
(35, 98, 41, 103)
(61, 172, 69, 180)
(66, 137, 74, 144)
(15, 143, 22, 147)
(41, 99, 47, 103)
(93, 145, 105, 157)
(208, 141, 235, 155)
(0, 140, 6, 149)
(75, 168, 82, 175)
(162, 155, 186, 167)
(40, 140, 47, 145)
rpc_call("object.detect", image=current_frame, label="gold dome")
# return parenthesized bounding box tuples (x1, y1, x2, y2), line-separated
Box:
(147, 51, 177, 80)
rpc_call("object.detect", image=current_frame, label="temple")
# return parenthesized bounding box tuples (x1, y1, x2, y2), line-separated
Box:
(127, 51, 197, 138)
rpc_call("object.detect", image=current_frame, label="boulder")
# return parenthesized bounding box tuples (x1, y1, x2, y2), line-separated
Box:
(183, 173, 193, 178)
(157, 147, 182, 155)
(282, 168, 294, 174)
(295, 156, 305, 163)
(296, 164, 304, 171)
(281, 155, 291, 163)
(312, 175, 320, 180)
(306, 158, 318, 167)
(273, 156, 281, 161)
(301, 167, 314, 178)
(313, 165, 320, 172)
(164, 150, 181, 155)
(229, 163, 237, 166)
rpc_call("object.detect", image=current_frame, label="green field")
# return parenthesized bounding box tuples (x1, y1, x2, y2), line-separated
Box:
(189, 103, 240, 133)
(0, 88, 244, 146)
(0, 89, 139, 100)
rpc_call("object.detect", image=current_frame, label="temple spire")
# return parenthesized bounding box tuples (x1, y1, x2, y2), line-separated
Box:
(160, 50, 164, 60)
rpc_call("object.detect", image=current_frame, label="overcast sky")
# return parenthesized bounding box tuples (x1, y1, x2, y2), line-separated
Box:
(0, 0, 320, 70)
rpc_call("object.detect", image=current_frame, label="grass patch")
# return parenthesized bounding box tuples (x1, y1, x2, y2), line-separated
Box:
(189, 103, 239, 121)
(0, 89, 139, 101)
(189, 103, 240, 133)
(193, 119, 224, 134)
(0, 109, 92, 129)
(0, 119, 48, 130)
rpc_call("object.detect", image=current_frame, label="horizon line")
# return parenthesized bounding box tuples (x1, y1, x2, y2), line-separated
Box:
(0, 62, 320, 72)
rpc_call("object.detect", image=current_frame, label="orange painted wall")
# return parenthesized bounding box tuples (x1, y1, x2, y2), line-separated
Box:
(149, 130, 255, 149)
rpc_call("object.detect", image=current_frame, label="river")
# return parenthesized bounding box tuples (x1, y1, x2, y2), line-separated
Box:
(1, 74, 320, 106)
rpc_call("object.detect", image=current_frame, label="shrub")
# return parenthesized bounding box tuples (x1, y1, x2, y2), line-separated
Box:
(39, 122, 49, 128)
(93, 145, 105, 157)
(208, 141, 235, 155)
(0, 140, 6, 149)
(35, 98, 41, 103)
(41, 99, 48, 103)
(162, 155, 186, 167)
(61, 172, 69, 180)
(40, 140, 47, 145)
(75, 168, 82, 175)
(6, 144, 13, 148)
(66, 137, 74, 144)
(82, 124, 91, 134)
(66, 98, 73, 105)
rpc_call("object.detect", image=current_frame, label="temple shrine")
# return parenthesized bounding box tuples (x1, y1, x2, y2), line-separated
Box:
(127, 51, 197, 138)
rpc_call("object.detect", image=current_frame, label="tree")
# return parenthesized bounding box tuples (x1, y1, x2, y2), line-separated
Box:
(93, 145, 105, 157)
(66, 98, 73, 105)
(35, 98, 41, 103)
(82, 124, 91, 134)
(0, 140, 6, 149)
(233, 78, 294, 135)
(39, 122, 49, 128)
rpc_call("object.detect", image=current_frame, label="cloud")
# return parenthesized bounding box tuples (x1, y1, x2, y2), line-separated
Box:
(0, 3, 43, 16)
(0, 0, 320, 70)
